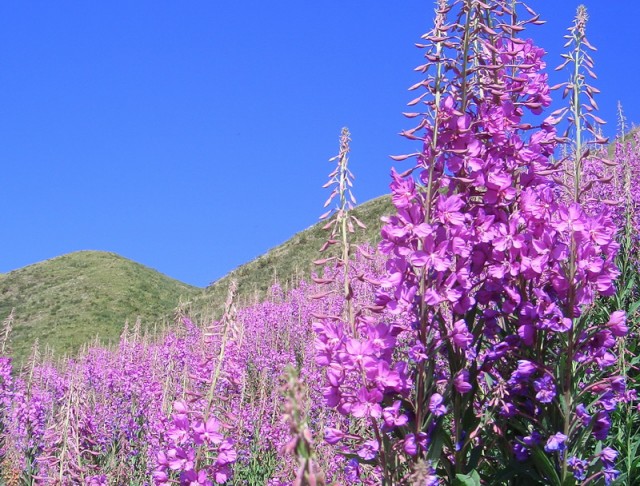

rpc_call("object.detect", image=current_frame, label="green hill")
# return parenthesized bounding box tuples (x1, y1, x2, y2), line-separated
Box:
(0, 251, 201, 364)
(0, 196, 393, 364)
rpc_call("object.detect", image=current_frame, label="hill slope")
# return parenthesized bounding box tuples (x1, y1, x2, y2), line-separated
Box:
(1, 196, 393, 363)
(0, 251, 201, 363)
(191, 195, 393, 320)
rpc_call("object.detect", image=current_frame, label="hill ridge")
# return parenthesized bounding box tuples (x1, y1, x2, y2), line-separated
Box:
(1, 249, 201, 363)
(2, 196, 394, 363)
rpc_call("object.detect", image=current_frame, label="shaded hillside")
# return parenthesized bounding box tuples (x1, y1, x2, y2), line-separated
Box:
(0, 251, 201, 364)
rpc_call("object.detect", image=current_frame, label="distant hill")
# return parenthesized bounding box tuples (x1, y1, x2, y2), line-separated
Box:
(1, 196, 393, 364)
(0, 251, 201, 364)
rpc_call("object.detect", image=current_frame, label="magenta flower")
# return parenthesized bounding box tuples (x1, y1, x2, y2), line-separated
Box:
(324, 427, 345, 445)
(436, 195, 466, 226)
(382, 400, 409, 429)
(544, 433, 567, 452)
(215, 440, 237, 465)
(180, 469, 212, 486)
(193, 418, 223, 445)
(567, 456, 588, 481)
(352, 388, 383, 418)
(533, 375, 556, 404)
(450, 320, 472, 350)
(599, 447, 618, 468)
(357, 439, 379, 461)
(454, 370, 472, 394)
(428, 393, 447, 417)
(606, 310, 628, 337)
(514, 360, 537, 379)
(167, 446, 195, 471)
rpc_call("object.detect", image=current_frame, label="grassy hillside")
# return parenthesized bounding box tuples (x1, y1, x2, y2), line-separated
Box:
(0, 196, 393, 363)
(193, 195, 393, 320)
(0, 251, 201, 364)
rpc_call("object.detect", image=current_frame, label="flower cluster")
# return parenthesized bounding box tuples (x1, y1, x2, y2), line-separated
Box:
(313, 1, 629, 484)
(154, 400, 236, 485)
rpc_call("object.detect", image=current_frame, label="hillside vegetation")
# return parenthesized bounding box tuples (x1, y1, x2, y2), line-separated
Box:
(1, 196, 393, 363)
(0, 251, 201, 363)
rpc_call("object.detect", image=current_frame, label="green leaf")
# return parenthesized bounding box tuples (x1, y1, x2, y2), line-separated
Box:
(491, 460, 546, 485)
(467, 445, 482, 471)
(427, 424, 446, 462)
(530, 448, 562, 486)
(454, 470, 481, 486)
(627, 299, 640, 316)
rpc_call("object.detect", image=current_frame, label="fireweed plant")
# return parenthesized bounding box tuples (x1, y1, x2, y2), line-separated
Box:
(313, 126, 390, 484)
(316, 127, 370, 324)
(578, 105, 640, 484)
(314, 1, 629, 484)
(280, 364, 326, 486)
(0, 266, 391, 484)
(153, 283, 239, 485)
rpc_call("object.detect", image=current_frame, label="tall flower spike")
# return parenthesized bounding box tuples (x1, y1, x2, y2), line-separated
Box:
(316, 127, 365, 328)
(0, 308, 14, 355)
(281, 365, 325, 486)
(319, 128, 363, 250)
(557, 4, 607, 203)
(203, 279, 237, 419)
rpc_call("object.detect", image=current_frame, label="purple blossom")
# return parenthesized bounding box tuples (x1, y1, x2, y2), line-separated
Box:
(428, 393, 447, 417)
(567, 456, 588, 481)
(544, 433, 567, 453)
(454, 370, 472, 394)
(599, 446, 618, 468)
(533, 375, 556, 403)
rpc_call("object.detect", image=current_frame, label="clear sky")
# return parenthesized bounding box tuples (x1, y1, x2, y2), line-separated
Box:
(0, 1, 638, 287)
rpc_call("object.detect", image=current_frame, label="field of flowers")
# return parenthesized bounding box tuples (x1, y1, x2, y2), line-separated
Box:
(1, 0, 640, 484)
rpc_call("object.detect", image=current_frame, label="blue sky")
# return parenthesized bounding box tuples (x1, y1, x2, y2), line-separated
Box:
(0, 1, 638, 287)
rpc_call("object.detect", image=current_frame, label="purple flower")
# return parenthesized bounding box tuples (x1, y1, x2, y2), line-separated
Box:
(593, 411, 611, 440)
(382, 400, 409, 429)
(514, 443, 529, 461)
(603, 468, 620, 486)
(193, 418, 223, 445)
(403, 432, 429, 456)
(352, 387, 383, 418)
(576, 403, 591, 426)
(86, 475, 108, 486)
(517, 359, 537, 376)
(344, 458, 361, 482)
(599, 447, 618, 468)
(324, 427, 345, 445)
(357, 439, 379, 461)
(429, 393, 447, 417)
(522, 431, 542, 447)
(567, 456, 588, 481)
(437, 195, 466, 226)
(544, 433, 567, 453)
(454, 370, 472, 394)
(167, 446, 195, 471)
(403, 433, 418, 456)
(451, 320, 473, 349)
(180, 469, 213, 486)
(366, 360, 401, 391)
(607, 310, 628, 337)
(533, 375, 556, 403)
(215, 439, 237, 466)
(213, 464, 233, 484)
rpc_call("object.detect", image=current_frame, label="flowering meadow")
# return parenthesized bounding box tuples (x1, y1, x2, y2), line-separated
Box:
(2, 0, 640, 484)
